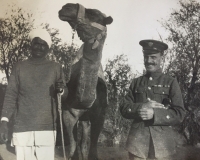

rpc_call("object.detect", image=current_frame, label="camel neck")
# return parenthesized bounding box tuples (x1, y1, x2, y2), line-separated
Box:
(82, 37, 105, 63)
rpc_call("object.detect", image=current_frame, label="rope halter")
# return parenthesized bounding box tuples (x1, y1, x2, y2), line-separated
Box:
(76, 4, 107, 49)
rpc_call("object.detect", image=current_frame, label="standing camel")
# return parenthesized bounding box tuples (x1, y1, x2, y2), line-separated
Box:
(58, 3, 113, 160)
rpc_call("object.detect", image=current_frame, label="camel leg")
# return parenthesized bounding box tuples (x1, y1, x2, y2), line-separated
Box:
(63, 108, 87, 159)
(88, 80, 107, 160)
(71, 123, 79, 160)
(88, 111, 105, 160)
(79, 121, 91, 160)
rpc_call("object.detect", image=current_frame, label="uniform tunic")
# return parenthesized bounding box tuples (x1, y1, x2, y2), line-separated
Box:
(120, 69, 185, 159)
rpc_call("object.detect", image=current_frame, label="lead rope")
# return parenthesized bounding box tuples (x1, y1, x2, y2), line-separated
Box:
(58, 26, 77, 160)
(66, 26, 77, 83)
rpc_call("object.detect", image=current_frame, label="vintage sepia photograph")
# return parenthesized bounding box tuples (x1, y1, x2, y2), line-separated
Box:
(0, 0, 200, 159)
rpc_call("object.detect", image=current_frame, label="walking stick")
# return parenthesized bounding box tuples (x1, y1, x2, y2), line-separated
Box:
(57, 92, 67, 160)
(57, 27, 76, 160)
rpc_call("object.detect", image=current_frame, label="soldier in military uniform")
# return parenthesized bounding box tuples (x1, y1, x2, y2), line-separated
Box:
(120, 40, 185, 160)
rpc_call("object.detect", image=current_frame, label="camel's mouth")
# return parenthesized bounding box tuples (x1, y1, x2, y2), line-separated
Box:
(59, 3, 107, 47)
(58, 3, 78, 22)
(58, 15, 66, 21)
(58, 11, 73, 22)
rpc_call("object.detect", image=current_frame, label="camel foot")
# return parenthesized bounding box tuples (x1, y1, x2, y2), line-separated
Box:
(67, 141, 77, 159)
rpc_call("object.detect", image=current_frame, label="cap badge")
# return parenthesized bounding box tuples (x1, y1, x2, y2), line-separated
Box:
(148, 42, 153, 47)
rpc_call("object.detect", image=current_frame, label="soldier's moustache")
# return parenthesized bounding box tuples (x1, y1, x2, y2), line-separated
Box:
(145, 63, 156, 66)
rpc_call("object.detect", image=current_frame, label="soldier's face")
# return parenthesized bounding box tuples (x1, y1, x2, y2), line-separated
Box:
(144, 52, 162, 73)
(31, 37, 49, 58)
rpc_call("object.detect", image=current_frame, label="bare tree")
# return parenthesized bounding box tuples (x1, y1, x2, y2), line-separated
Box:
(160, 0, 200, 106)
(0, 6, 79, 81)
(103, 54, 135, 145)
(160, 0, 200, 145)
(45, 24, 79, 81)
(0, 7, 34, 80)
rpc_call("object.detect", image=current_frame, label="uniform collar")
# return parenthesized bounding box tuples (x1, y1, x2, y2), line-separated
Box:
(145, 68, 162, 79)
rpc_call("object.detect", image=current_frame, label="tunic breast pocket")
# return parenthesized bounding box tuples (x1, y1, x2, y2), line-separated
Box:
(134, 86, 146, 102)
(153, 87, 170, 102)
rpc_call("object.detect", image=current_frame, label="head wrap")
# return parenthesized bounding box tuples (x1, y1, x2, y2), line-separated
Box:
(29, 28, 52, 47)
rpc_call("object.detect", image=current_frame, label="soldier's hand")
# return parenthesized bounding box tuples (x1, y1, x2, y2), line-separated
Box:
(138, 106, 154, 120)
(138, 100, 166, 120)
(143, 100, 165, 109)
(0, 121, 8, 144)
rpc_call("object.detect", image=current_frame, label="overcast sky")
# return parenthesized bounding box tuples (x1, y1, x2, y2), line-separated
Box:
(0, 0, 190, 80)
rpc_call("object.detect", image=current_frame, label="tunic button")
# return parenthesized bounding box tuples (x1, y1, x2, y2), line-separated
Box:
(149, 77, 153, 80)
(162, 92, 165, 94)
(128, 108, 131, 112)
(166, 115, 170, 119)
(147, 98, 151, 101)
(148, 87, 151, 90)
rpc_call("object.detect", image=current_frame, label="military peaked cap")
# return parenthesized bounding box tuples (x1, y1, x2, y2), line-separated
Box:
(139, 39, 168, 55)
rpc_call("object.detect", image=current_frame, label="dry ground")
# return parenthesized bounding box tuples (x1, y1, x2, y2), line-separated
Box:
(1, 144, 200, 160)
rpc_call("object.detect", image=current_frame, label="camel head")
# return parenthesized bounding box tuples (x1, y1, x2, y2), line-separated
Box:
(58, 3, 113, 43)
